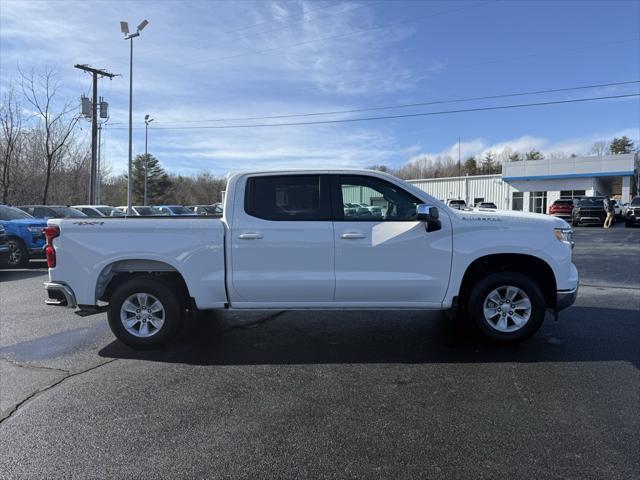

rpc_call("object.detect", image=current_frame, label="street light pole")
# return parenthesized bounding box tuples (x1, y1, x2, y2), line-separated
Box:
(121, 19, 148, 216)
(144, 114, 153, 206)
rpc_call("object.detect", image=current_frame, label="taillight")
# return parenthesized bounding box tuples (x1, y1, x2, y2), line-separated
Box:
(44, 225, 60, 268)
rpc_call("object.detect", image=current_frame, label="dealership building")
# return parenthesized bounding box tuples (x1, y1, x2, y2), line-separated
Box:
(408, 153, 639, 213)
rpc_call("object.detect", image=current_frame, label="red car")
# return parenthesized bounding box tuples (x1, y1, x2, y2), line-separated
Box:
(549, 199, 575, 220)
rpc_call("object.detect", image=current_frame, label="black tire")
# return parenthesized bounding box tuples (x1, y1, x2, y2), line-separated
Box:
(6, 237, 28, 268)
(467, 272, 546, 342)
(625, 220, 633, 228)
(107, 276, 183, 349)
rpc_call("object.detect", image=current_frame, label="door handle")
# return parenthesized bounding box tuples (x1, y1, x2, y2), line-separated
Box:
(238, 233, 263, 240)
(340, 232, 365, 239)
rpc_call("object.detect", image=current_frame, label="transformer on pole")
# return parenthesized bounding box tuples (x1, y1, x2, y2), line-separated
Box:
(74, 64, 117, 204)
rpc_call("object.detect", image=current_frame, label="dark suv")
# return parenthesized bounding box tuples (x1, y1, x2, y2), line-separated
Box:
(572, 197, 606, 227)
(625, 196, 640, 228)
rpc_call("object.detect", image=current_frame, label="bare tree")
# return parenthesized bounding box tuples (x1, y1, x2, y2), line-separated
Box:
(0, 87, 24, 203)
(19, 67, 80, 204)
(590, 140, 608, 156)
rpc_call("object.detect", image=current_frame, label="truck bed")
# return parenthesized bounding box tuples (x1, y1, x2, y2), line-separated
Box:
(48, 217, 227, 309)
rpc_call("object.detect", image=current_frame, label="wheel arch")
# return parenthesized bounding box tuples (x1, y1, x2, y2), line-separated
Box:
(97, 259, 191, 306)
(457, 253, 557, 309)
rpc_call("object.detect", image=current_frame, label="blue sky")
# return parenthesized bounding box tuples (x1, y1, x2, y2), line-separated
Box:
(1, 0, 639, 176)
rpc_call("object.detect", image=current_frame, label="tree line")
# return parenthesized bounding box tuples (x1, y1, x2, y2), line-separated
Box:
(0, 68, 227, 207)
(370, 137, 636, 180)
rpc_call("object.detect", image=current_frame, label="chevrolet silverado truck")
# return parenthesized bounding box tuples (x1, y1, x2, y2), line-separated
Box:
(43, 170, 578, 349)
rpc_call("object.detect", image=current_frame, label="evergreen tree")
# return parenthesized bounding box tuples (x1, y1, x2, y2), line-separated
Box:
(129, 154, 172, 205)
(463, 156, 477, 175)
(609, 136, 634, 154)
(481, 151, 497, 174)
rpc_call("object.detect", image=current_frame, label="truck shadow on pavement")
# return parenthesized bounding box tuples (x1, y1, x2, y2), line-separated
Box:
(99, 306, 639, 368)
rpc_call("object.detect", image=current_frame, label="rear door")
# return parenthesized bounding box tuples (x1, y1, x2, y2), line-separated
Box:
(229, 174, 335, 306)
(331, 174, 452, 307)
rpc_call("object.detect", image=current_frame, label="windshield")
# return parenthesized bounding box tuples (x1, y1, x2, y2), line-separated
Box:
(0, 205, 34, 220)
(554, 200, 573, 205)
(51, 207, 87, 218)
(577, 198, 604, 207)
(134, 206, 157, 216)
(97, 207, 125, 217)
(169, 206, 193, 215)
(631, 197, 640, 206)
(199, 206, 220, 214)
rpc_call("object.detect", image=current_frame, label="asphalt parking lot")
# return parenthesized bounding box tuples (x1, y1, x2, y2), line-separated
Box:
(1, 227, 639, 479)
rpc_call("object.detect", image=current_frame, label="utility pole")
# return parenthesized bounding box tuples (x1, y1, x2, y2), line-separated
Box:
(74, 64, 116, 204)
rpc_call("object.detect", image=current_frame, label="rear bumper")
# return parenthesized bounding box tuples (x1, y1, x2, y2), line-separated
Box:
(44, 282, 77, 308)
(556, 286, 578, 311)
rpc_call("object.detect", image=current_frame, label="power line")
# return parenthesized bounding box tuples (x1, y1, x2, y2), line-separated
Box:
(191, 0, 498, 65)
(108, 93, 639, 131)
(145, 80, 640, 125)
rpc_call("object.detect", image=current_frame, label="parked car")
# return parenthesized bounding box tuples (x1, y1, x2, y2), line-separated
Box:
(571, 197, 606, 226)
(0, 225, 10, 267)
(624, 196, 640, 228)
(548, 199, 575, 220)
(188, 204, 223, 216)
(447, 199, 467, 210)
(0, 205, 47, 267)
(475, 202, 497, 209)
(17, 205, 87, 219)
(155, 205, 196, 216)
(44, 169, 577, 349)
(73, 205, 126, 217)
(115, 206, 162, 216)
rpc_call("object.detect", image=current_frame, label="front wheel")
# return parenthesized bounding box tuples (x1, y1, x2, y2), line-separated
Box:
(467, 272, 546, 342)
(107, 277, 183, 349)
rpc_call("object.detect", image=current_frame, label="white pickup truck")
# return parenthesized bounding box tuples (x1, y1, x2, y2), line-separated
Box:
(44, 169, 578, 349)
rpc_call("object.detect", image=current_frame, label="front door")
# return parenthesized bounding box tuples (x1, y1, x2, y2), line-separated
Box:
(331, 174, 452, 307)
(229, 174, 335, 306)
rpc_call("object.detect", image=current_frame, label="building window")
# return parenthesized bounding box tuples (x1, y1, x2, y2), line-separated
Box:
(512, 192, 523, 211)
(560, 190, 586, 199)
(529, 191, 547, 213)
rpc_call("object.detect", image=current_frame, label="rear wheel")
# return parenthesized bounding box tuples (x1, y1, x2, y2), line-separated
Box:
(6, 238, 28, 268)
(107, 277, 183, 349)
(467, 272, 546, 342)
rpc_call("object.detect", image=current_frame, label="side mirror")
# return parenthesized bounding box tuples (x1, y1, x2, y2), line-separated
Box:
(416, 204, 442, 232)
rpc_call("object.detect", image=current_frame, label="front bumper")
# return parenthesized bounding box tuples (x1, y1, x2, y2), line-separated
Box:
(0, 245, 10, 265)
(28, 246, 45, 258)
(44, 282, 77, 308)
(556, 286, 578, 311)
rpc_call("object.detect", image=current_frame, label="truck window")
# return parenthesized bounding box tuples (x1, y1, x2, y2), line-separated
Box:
(245, 175, 330, 221)
(335, 175, 421, 221)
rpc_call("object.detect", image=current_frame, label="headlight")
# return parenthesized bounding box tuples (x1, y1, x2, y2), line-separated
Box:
(27, 226, 44, 235)
(554, 227, 574, 247)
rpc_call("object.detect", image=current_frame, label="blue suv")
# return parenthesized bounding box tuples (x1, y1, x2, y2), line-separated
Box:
(0, 205, 47, 268)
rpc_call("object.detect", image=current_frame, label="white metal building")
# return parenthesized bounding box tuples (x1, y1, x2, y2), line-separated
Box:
(408, 153, 638, 213)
